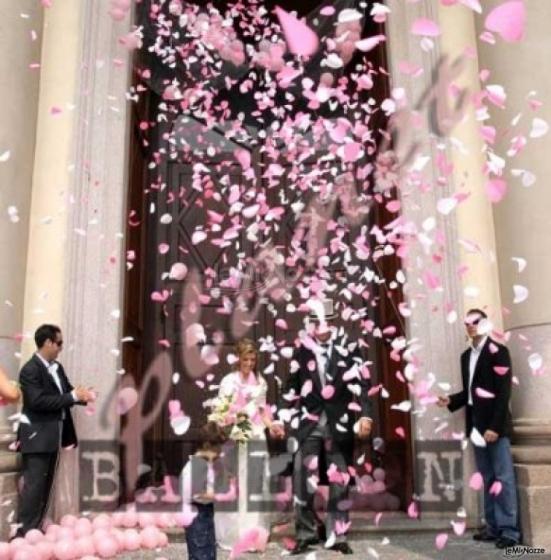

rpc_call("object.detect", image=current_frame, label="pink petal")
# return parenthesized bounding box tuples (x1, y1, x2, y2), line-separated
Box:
(395, 426, 406, 438)
(407, 501, 419, 518)
(493, 366, 509, 376)
(435, 533, 448, 550)
(411, 18, 441, 37)
(116, 387, 138, 415)
(489, 480, 503, 495)
(320, 6, 335, 15)
(234, 148, 251, 169)
(275, 6, 319, 57)
(475, 387, 495, 399)
(301, 379, 313, 397)
(486, 178, 507, 203)
(355, 34, 386, 53)
(485, 1, 526, 43)
(321, 385, 335, 399)
(451, 520, 466, 535)
(469, 472, 483, 490)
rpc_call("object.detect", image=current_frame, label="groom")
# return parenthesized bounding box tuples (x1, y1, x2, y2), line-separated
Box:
(279, 300, 373, 555)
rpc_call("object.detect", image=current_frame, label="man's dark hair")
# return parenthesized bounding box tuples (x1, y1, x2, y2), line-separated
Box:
(34, 324, 61, 348)
(466, 308, 488, 319)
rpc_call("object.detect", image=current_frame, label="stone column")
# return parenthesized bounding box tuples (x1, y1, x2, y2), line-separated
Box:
(0, 0, 43, 539)
(475, 0, 551, 548)
(386, 0, 478, 524)
(20, 0, 132, 517)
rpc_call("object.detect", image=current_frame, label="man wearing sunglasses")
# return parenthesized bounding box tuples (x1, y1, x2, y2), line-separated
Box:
(437, 309, 521, 549)
(14, 324, 95, 537)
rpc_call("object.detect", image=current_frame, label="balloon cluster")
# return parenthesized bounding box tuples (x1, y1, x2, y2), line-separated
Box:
(0, 511, 175, 560)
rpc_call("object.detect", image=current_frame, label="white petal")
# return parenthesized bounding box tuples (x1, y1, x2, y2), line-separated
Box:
(530, 118, 549, 139)
(513, 284, 529, 304)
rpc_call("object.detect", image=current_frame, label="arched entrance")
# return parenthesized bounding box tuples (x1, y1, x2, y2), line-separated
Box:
(122, 0, 414, 513)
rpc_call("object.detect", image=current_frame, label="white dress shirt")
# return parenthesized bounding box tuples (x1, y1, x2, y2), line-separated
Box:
(468, 336, 488, 405)
(36, 353, 77, 416)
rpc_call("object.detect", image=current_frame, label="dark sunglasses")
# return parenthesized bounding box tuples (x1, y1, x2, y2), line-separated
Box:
(464, 317, 481, 327)
(53, 339, 63, 347)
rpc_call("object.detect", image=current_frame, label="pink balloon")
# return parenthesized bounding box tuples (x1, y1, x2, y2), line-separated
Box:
(158, 532, 169, 548)
(74, 518, 93, 537)
(92, 514, 111, 531)
(92, 529, 111, 545)
(25, 529, 43, 545)
(53, 539, 75, 560)
(121, 511, 138, 528)
(9, 538, 26, 554)
(75, 537, 96, 557)
(95, 538, 118, 559)
(36, 541, 54, 560)
(123, 529, 140, 551)
(56, 528, 73, 542)
(13, 546, 36, 560)
(137, 512, 155, 528)
(60, 515, 77, 528)
(111, 512, 125, 527)
(140, 526, 160, 549)
(0, 542, 10, 560)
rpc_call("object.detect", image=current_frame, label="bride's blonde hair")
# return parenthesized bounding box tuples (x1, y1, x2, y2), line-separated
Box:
(236, 338, 258, 377)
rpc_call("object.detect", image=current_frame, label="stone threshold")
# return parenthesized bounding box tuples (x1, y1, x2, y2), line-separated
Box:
(164, 512, 480, 543)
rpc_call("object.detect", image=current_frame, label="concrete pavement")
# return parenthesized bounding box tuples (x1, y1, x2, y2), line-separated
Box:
(117, 531, 551, 559)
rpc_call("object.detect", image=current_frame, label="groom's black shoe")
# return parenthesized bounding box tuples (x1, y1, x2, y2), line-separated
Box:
(330, 542, 354, 555)
(289, 540, 313, 555)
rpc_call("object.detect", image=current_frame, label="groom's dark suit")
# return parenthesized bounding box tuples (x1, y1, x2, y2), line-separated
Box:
(280, 333, 372, 544)
(447, 338, 513, 438)
(16, 354, 83, 535)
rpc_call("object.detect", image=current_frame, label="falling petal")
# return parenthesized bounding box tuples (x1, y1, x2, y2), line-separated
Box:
(469, 472, 484, 490)
(435, 533, 448, 550)
(411, 18, 441, 37)
(486, 178, 507, 203)
(485, 1, 526, 43)
(275, 6, 319, 57)
(513, 284, 529, 304)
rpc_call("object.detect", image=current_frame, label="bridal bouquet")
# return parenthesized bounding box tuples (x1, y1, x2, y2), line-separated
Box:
(205, 394, 253, 443)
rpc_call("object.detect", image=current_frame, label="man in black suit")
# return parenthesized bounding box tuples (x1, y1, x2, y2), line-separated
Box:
(15, 324, 94, 537)
(279, 302, 373, 556)
(437, 308, 521, 549)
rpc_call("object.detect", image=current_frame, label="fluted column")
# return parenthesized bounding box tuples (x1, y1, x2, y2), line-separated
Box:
(20, 0, 132, 518)
(0, 0, 43, 539)
(475, 0, 551, 548)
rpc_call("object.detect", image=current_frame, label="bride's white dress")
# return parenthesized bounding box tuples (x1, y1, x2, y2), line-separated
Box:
(215, 372, 274, 551)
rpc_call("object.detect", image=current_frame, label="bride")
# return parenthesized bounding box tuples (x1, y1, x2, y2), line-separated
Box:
(214, 338, 284, 552)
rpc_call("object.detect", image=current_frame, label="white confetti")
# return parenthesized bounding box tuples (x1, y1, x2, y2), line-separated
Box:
(513, 284, 529, 304)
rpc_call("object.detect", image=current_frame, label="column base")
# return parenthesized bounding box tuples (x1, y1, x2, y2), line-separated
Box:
(512, 419, 551, 549)
(0, 435, 20, 541)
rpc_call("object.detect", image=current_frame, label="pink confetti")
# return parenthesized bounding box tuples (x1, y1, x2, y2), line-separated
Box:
(355, 35, 387, 53)
(486, 178, 507, 203)
(116, 387, 138, 415)
(321, 385, 335, 399)
(435, 533, 448, 550)
(485, 1, 526, 43)
(411, 18, 441, 37)
(490, 480, 503, 495)
(469, 472, 483, 491)
(275, 6, 319, 57)
(407, 501, 419, 518)
(475, 387, 495, 399)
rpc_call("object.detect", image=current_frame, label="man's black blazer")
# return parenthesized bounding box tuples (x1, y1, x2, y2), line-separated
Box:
(448, 338, 513, 438)
(17, 354, 82, 454)
(281, 336, 372, 450)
